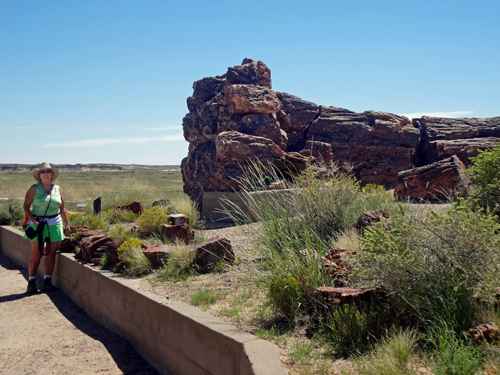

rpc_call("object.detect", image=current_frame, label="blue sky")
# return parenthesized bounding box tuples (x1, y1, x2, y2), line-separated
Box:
(1, 0, 499, 165)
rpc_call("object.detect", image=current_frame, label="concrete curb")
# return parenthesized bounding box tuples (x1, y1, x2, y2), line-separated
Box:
(0, 226, 285, 375)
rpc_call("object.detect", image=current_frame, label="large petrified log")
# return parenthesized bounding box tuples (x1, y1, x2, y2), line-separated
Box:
(395, 155, 470, 200)
(414, 116, 500, 166)
(182, 58, 500, 203)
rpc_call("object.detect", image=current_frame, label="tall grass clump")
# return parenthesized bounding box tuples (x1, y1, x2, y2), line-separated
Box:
(117, 238, 151, 277)
(222, 160, 398, 322)
(358, 328, 419, 375)
(0, 198, 24, 225)
(154, 243, 197, 281)
(171, 195, 201, 228)
(357, 202, 500, 336)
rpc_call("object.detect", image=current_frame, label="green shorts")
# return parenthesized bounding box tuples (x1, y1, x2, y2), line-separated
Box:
(23, 223, 65, 242)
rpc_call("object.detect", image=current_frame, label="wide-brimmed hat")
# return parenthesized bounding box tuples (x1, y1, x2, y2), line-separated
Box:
(32, 162, 60, 182)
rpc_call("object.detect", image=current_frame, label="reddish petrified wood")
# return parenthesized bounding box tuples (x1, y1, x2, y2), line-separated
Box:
(352, 209, 391, 235)
(142, 244, 174, 268)
(115, 201, 144, 216)
(464, 322, 500, 344)
(395, 155, 470, 200)
(161, 223, 195, 244)
(188, 236, 234, 273)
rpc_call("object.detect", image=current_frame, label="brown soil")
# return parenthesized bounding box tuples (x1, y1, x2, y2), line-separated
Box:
(0, 254, 158, 375)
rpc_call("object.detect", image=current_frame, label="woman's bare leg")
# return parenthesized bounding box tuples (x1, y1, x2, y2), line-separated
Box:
(28, 241, 43, 277)
(43, 242, 59, 276)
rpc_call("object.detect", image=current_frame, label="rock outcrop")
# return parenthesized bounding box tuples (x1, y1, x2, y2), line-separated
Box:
(182, 58, 500, 203)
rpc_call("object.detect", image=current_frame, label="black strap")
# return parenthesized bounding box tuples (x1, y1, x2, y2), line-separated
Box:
(37, 192, 52, 256)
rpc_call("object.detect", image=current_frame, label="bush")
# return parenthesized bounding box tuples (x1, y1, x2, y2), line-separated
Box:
(357, 203, 500, 334)
(68, 212, 85, 226)
(138, 206, 169, 235)
(222, 161, 398, 323)
(430, 331, 486, 375)
(106, 225, 135, 244)
(0, 198, 24, 225)
(466, 144, 500, 216)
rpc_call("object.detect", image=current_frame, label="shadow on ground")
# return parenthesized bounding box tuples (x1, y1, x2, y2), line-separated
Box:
(0, 254, 159, 375)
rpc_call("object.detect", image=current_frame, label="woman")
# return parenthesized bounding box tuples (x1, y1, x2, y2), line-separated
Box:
(23, 162, 70, 293)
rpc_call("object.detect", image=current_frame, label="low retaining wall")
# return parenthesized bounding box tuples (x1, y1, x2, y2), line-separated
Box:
(0, 226, 285, 375)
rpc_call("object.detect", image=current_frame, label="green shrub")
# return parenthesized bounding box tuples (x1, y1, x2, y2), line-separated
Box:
(86, 216, 106, 230)
(222, 160, 398, 323)
(138, 206, 169, 235)
(102, 209, 137, 224)
(358, 204, 500, 333)
(68, 212, 85, 226)
(430, 331, 486, 375)
(117, 238, 144, 257)
(466, 144, 500, 216)
(106, 225, 135, 244)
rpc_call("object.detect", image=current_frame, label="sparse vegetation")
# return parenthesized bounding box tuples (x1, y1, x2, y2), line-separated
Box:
(5, 164, 500, 374)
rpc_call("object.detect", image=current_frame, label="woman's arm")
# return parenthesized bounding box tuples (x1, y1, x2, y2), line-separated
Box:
(59, 187, 70, 229)
(23, 185, 38, 225)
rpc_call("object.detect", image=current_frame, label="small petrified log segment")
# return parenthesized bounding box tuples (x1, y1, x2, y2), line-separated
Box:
(464, 322, 500, 344)
(115, 201, 144, 216)
(189, 236, 235, 273)
(352, 209, 390, 235)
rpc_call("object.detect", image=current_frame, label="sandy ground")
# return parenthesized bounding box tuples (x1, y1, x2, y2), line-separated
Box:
(0, 253, 158, 375)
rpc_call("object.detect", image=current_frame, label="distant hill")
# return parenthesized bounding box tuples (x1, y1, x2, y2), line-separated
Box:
(0, 163, 181, 172)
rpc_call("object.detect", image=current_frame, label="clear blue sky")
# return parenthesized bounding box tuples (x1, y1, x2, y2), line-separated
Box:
(1, 0, 499, 165)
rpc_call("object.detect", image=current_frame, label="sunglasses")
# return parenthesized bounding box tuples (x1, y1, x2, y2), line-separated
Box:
(40, 170, 52, 174)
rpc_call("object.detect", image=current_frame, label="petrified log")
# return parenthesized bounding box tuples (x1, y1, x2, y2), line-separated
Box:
(464, 322, 500, 344)
(182, 58, 500, 203)
(115, 201, 144, 216)
(188, 236, 234, 273)
(395, 155, 470, 200)
(352, 209, 391, 235)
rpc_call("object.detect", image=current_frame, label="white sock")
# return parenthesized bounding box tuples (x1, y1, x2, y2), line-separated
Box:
(44, 275, 51, 279)
(29, 276, 36, 281)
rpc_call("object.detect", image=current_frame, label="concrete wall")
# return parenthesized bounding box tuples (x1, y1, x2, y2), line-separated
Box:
(202, 189, 295, 222)
(0, 226, 285, 375)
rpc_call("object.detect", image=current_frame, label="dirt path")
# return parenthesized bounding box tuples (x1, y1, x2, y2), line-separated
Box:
(0, 253, 158, 375)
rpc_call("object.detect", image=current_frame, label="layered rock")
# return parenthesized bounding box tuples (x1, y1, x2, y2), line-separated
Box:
(395, 155, 470, 200)
(182, 58, 500, 202)
(414, 116, 500, 166)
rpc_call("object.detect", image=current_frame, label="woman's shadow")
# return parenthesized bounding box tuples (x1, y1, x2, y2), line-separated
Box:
(0, 253, 158, 375)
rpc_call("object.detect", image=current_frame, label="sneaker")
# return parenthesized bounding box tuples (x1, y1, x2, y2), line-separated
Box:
(41, 277, 57, 292)
(27, 279, 38, 294)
